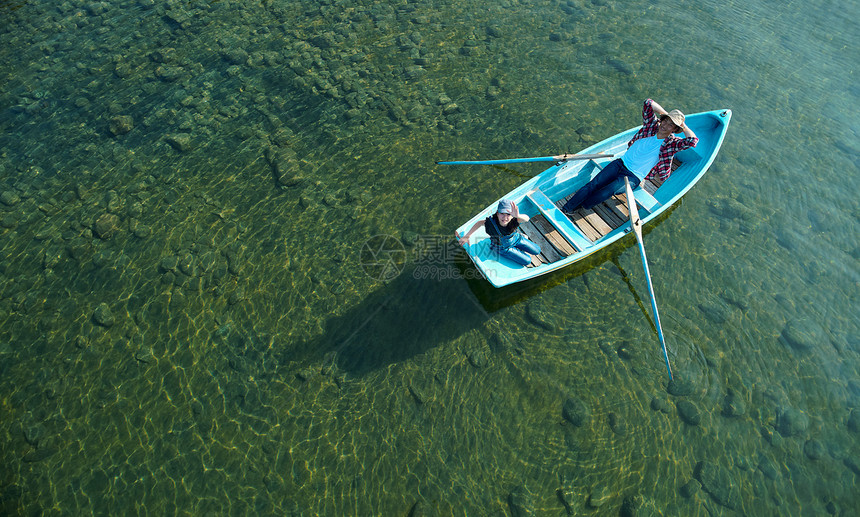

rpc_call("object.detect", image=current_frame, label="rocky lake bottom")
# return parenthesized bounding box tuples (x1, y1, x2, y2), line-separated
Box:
(1, 0, 859, 514)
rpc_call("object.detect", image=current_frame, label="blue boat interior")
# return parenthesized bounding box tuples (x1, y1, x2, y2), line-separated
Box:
(456, 109, 732, 287)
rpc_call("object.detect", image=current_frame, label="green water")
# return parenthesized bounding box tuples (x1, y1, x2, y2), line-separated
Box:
(1, 0, 858, 514)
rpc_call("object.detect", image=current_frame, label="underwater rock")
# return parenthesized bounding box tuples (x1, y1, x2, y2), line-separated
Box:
(694, 461, 740, 510)
(803, 439, 825, 460)
(667, 377, 697, 397)
(698, 302, 729, 324)
(562, 397, 590, 427)
(607, 58, 633, 76)
(23, 446, 58, 463)
(650, 396, 671, 414)
(0, 191, 20, 206)
(556, 477, 577, 514)
(779, 318, 827, 352)
(134, 347, 155, 363)
(847, 410, 860, 433)
(93, 303, 114, 327)
(760, 425, 783, 447)
(616, 343, 636, 360)
(757, 456, 780, 480)
(165, 133, 193, 152)
(708, 197, 754, 223)
(164, 8, 191, 27)
(776, 407, 809, 437)
(75, 184, 91, 201)
(722, 389, 746, 417)
(155, 65, 184, 82)
(508, 486, 534, 517)
(679, 479, 701, 498)
(407, 382, 425, 405)
(467, 348, 487, 368)
(620, 494, 644, 517)
(677, 400, 701, 426)
(272, 156, 304, 187)
(85, 2, 110, 16)
(843, 456, 860, 476)
(587, 485, 610, 508)
(228, 287, 245, 306)
(404, 65, 426, 80)
(24, 424, 46, 446)
(222, 48, 249, 65)
(525, 300, 556, 331)
(105, 190, 122, 213)
(406, 501, 427, 517)
(442, 103, 459, 116)
(109, 115, 134, 135)
(114, 62, 132, 79)
(177, 251, 195, 276)
(93, 213, 120, 239)
(608, 412, 627, 435)
(296, 368, 315, 382)
(159, 255, 179, 272)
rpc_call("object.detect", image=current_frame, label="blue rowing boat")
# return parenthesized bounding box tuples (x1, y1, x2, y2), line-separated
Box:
(453, 109, 732, 288)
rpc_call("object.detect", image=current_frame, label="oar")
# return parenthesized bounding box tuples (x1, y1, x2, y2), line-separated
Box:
(436, 153, 613, 166)
(624, 177, 673, 380)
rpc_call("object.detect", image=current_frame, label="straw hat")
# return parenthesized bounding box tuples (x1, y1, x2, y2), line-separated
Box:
(667, 109, 685, 127)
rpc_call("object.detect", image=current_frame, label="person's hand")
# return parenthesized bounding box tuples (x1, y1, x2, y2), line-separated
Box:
(457, 233, 468, 246)
(510, 200, 519, 217)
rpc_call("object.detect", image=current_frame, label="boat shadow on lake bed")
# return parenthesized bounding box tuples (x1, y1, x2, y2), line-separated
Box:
(297, 261, 491, 378)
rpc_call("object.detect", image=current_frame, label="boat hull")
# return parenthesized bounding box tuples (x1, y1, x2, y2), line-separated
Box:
(454, 109, 732, 288)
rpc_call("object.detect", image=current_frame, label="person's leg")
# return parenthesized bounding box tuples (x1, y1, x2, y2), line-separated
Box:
(580, 175, 628, 209)
(562, 160, 624, 213)
(581, 170, 639, 209)
(514, 236, 541, 256)
(498, 246, 533, 266)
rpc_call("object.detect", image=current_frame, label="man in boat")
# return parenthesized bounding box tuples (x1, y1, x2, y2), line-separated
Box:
(457, 199, 541, 266)
(561, 99, 698, 214)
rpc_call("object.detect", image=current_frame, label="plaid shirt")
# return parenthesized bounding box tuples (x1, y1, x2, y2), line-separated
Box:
(628, 99, 698, 181)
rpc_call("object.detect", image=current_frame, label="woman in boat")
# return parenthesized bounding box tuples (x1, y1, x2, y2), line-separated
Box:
(457, 199, 541, 266)
(562, 98, 698, 214)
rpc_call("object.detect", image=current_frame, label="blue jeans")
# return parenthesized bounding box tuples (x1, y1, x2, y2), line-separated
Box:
(562, 159, 639, 212)
(495, 233, 541, 266)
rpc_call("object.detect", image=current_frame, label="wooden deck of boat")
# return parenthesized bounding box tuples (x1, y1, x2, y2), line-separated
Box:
(557, 178, 660, 242)
(518, 178, 661, 268)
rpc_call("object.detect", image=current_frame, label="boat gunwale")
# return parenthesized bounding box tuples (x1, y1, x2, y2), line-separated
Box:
(455, 109, 732, 288)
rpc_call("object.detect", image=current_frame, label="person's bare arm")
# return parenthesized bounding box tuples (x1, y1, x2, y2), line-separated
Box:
(681, 123, 697, 140)
(649, 99, 669, 117)
(457, 220, 485, 246)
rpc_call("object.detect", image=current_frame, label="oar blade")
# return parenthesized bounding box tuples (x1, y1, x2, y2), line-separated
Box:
(436, 153, 613, 166)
